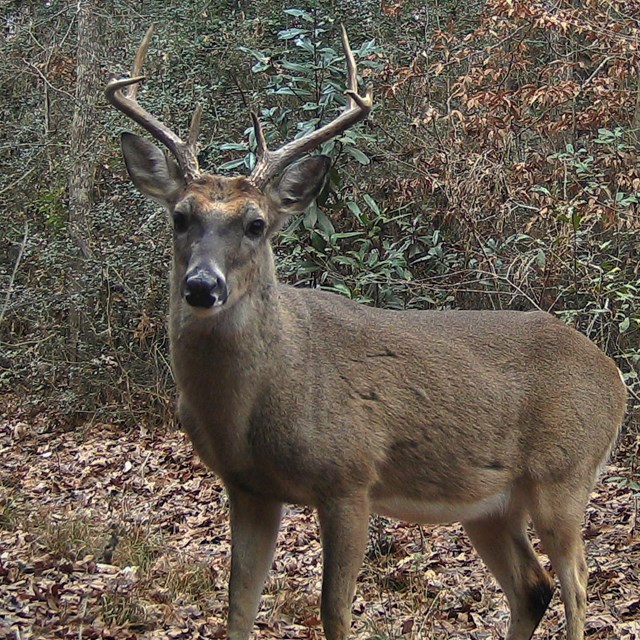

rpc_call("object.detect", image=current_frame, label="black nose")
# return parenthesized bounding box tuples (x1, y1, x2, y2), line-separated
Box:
(184, 270, 228, 308)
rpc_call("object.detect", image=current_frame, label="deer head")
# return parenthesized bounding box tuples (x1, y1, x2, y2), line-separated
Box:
(106, 25, 372, 317)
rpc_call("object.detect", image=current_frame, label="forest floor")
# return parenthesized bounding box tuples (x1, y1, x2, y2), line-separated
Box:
(1, 398, 639, 640)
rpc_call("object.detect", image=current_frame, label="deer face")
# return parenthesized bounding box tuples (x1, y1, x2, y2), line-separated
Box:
(120, 133, 330, 317)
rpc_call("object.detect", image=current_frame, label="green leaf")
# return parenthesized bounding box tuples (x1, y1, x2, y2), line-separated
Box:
(329, 283, 353, 298)
(296, 37, 314, 53)
(281, 61, 313, 72)
(363, 193, 380, 215)
(345, 147, 370, 165)
(571, 210, 583, 232)
(346, 201, 362, 217)
(316, 210, 335, 236)
(219, 142, 247, 151)
(238, 46, 270, 63)
(278, 28, 308, 40)
(273, 87, 298, 96)
(303, 206, 318, 229)
(310, 231, 326, 251)
(532, 185, 551, 196)
(218, 158, 246, 171)
(296, 262, 321, 275)
(251, 61, 270, 73)
(331, 231, 365, 240)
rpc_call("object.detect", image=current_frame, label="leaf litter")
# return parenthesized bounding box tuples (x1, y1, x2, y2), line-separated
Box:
(1, 400, 638, 639)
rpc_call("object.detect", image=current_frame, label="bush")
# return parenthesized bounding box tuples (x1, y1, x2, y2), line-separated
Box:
(1, 0, 637, 433)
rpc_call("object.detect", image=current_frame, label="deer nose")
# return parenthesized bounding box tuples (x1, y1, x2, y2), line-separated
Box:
(184, 269, 228, 308)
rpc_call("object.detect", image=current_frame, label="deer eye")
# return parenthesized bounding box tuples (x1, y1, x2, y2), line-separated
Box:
(246, 218, 265, 238)
(173, 211, 189, 234)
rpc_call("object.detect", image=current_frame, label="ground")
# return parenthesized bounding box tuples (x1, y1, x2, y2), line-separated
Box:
(1, 400, 639, 639)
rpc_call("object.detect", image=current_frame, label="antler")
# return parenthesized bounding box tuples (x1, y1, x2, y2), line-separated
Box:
(248, 25, 373, 189)
(105, 25, 202, 182)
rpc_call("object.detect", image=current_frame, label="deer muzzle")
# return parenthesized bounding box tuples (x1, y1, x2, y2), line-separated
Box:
(184, 267, 228, 309)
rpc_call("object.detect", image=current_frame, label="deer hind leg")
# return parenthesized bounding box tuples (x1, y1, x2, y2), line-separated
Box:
(529, 482, 590, 640)
(463, 502, 554, 640)
(317, 494, 370, 640)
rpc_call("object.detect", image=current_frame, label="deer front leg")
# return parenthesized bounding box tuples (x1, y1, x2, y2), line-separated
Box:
(317, 495, 370, 640)
(227, 485, 282, 640)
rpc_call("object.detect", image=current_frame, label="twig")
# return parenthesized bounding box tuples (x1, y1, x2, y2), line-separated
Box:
(229, 73, 250, 110)
(78, 597, 88, 640)
(0, 222, 29, 326)
(473, 269, 544, 310)
(581, 55, 613, 90)
(0, 166, 37, 197)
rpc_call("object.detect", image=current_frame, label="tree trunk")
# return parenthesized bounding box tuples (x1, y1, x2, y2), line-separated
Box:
(68, 0, 101, 362)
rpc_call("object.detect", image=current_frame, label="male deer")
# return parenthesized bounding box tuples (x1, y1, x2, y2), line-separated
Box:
(106, 26, 626, 640)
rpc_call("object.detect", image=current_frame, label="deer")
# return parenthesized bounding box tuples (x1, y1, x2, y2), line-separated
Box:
(106, 25, 627, 640)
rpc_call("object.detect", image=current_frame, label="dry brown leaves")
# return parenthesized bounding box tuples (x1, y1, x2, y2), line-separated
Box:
(1, 399, 638, 639)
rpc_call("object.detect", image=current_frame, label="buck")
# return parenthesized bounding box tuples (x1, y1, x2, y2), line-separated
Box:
(106, 26, 626, 640)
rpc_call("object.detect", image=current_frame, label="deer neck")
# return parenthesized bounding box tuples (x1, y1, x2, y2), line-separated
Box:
(168, 251, 283, 471)
(168, 249, 282, 382)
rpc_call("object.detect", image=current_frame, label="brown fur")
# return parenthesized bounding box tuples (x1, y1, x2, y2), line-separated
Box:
(119, 140, 627, 640)
(186, 175, 263, 213)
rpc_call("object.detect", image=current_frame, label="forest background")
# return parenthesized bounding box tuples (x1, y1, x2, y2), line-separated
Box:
(0, 0, 639, 638)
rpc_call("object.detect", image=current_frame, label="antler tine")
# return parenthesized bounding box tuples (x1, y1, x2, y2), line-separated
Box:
(128, 24, 154, 101)
(250, 111, 268, 159)
(341, 25, 357, 110)
(248, 26, 373, 189)
(105, 27, 201, 182)
(188, 104, 203, 150)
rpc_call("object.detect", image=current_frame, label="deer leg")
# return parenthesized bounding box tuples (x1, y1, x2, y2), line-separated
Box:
(227, 486, 282, 640)
(530, 483, 590, 640)
(463, 505, 554, 640)
(317, 495, 370, 640)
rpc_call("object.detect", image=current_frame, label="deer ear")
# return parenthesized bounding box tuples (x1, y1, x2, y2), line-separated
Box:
(120, 132, 184, 208)
(268, 155, 331, 216)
